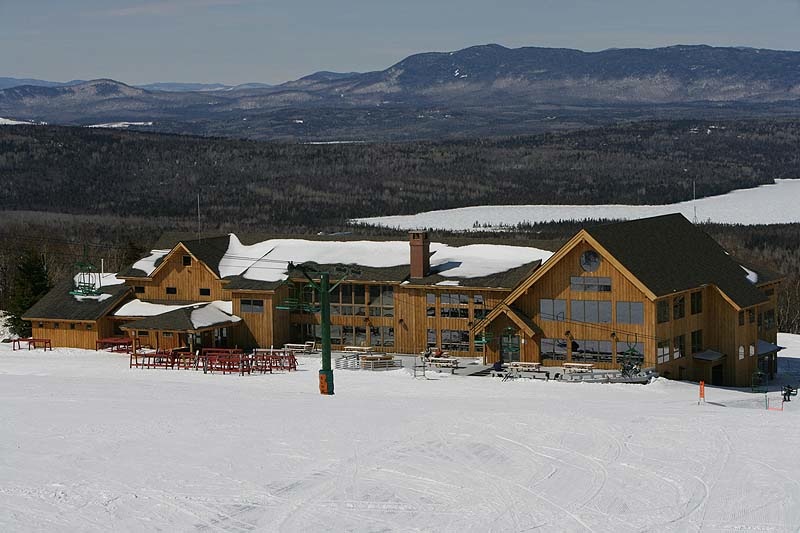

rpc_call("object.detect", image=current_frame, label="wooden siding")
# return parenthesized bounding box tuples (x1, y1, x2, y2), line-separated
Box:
(485, 239, 655, 369)
(30, 318, 113, 350)
(131, 244, 227, 302)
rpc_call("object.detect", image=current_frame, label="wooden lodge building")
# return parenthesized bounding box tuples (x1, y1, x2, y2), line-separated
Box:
(24, 214, 783, 387)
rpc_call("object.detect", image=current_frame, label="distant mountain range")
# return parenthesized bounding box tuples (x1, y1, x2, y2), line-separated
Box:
(3, 44, 800, 140)
(0, 77, 271, 92)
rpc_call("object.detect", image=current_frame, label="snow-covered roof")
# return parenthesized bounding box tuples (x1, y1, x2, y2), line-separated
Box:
(114, 299, 233, 317)
(131, 249, 171, 276)
(217, 234, 552, 283)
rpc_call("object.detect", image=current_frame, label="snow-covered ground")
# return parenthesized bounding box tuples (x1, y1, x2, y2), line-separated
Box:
(86, 121, 154, 129)
(355, 179, 800, 230)
(1, 335, 799, 531)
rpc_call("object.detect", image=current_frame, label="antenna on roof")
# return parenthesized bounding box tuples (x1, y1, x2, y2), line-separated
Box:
(197, 192, 201, 241)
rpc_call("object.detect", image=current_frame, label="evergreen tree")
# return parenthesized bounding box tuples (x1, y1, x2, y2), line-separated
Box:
(5, 252, 51, 337)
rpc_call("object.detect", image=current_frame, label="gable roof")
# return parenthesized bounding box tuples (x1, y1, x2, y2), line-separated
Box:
(23, 279, 131, 322)
(585, 214, 768, 309)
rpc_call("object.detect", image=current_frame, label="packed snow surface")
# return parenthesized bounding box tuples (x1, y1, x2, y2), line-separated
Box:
(355, 179, 800, 230)
(0, 117, 38, 125)
(1, 335, 800, 530)
(218, 235, 552, 282)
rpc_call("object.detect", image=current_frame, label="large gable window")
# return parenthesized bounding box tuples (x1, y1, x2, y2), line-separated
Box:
(673, 296, 685, 320)
(570, 276, 611, 292)
(571, 300, 612, 324)
(690, 291, 703, 314)
(540, 299, 566, 321)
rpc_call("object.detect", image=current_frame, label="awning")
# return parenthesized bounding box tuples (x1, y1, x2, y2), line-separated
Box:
(757, 339, 785, 356)
(693, 349, 726, 362)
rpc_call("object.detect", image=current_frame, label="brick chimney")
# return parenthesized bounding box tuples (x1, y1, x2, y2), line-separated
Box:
(409, 231, 430, 278)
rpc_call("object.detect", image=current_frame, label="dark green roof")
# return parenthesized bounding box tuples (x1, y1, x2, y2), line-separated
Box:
(180, 235, 230, 277)
(586, 214, 769, 309)
(24, 279, 131, 321)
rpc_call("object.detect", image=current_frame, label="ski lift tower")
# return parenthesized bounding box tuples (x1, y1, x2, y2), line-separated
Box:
(280, 262, 359, 395)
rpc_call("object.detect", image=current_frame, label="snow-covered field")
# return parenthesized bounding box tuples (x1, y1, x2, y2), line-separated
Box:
(1, 336, 800, 531)
(355, 179, 800, 230)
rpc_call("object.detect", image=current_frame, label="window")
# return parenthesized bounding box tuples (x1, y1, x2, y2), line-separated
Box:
(690, 291, 703, 314)
(427, 328, 437, 348)
(54, 322, 60, 329)
(166, 287, 177, 295)
(199, 288, 211, 296)
(241, 299, 264, 313)
(541, 338, 568, 361)
(473, 308, 489, 320)
(134, 286, 145, 294)
(37, 322, 44, 328)
(182, 255, 192, 266)
(137, 331, 149, 337)
(474, 294, 484, 306)
(616, 301, 644, 324)
(540, 299, 567, 321)
(571, 300, 612, 323)
(442, 330, 470, 352)
(764, 309, 776, 330)
(657, 339, 670, 364)
(750, 344, 756, 357)
(739, 345, 745, 360)
(70, 323, 76, 330)
(353, 285, 366, 305)
(573, 339, 613, 363)
(673, 296, 685, 320)
(570, 276, 612, 292)
(764, 288, 775, 297)
(748, 309, 755, 324)
(673, 334, 685, 359)
(440, 293, 469, 319)
(691, 329, 703, 353)
(86, 324, 93, 330)
(739, 311, 745, 326)
(426, 293, 436, 317)
(657, 301, 669, 323)
(617, 341, 645, 365)
(163, 332, 173, 338)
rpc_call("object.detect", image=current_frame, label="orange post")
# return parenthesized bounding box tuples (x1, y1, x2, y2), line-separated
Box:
(699, 380, 705, 404)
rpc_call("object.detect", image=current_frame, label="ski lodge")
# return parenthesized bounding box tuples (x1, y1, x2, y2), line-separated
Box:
(23, 214, 783, 387)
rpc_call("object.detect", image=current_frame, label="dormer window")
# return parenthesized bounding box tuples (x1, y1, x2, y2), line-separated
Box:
(182, 255, 192, 266)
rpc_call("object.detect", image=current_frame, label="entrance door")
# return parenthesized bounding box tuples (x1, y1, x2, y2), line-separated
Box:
(711, 364, 724, 386)
(501, 332, 521, 363)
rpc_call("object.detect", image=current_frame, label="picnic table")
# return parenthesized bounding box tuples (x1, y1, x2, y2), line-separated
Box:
(428, 356, 460, 374)
(563, 362, 594, 373)
(284, 341, 316, 353)
(11, 338, 52, 351)
(508, 361, 542, 372)
(343, 345, 374, 353)
(359, 354, 401, 370)
(96, 337, 135, 352)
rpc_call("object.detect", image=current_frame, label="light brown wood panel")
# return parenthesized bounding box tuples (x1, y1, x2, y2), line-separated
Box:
(31, 320, 99, 350)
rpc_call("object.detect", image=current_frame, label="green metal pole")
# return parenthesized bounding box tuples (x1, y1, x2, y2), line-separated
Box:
(319, 272, 334, 394)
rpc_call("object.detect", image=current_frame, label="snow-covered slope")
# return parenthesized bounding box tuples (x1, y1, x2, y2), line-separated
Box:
(1, 336, 800, 530)
(356, 179, 800, 230)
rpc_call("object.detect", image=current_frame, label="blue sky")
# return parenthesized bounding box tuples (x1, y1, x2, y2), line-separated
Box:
(2, 0, 799, 85)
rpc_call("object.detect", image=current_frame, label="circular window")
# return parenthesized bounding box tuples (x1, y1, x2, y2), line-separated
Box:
(580, 250, 601, 272)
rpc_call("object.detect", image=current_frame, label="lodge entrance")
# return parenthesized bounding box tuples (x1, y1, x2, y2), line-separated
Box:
(711, 364, 724, 386)
(500, 328, 521, 363)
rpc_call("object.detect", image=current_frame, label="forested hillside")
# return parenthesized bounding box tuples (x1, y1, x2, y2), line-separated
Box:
(1, 120, 799, 227)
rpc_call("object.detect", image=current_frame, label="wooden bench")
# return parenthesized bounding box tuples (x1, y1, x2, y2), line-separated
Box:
(13, 338, 52, 351)
(563, 362, 594, 373)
